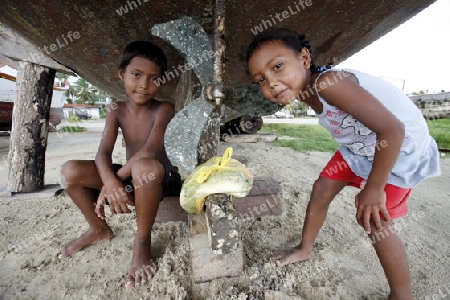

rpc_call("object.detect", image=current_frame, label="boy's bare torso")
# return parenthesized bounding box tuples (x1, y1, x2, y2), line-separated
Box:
(115, 100, 171, 165)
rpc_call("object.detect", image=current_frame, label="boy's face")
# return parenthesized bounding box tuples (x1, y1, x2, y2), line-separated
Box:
(119, 56, 162, 105)
(248, 42, 311, 105)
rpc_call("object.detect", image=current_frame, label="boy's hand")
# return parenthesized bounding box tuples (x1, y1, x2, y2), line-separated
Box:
(106, 181, 135, 215)
(95, 186, 108, 219)
(95, 183, 135, 218)
(355, 187, 390, 234)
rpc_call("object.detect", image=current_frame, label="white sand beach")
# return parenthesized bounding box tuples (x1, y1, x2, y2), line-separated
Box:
(0, 126, 449, 299)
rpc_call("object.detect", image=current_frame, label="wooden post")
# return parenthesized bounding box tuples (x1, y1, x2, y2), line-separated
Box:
(8, 62, 55, 192)
(188, 195, 244, 283)
(220, 114, 263, 137)
(205, 194, 240, 254)
(196, 0, 227, 164)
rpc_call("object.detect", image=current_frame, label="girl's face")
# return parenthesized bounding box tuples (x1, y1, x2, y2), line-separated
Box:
(119, 56, 162, 105)
(248, 41, 311, 105)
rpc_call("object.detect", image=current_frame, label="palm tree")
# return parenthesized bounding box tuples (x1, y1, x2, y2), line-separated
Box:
(55, 72, 71, 87)
(71, 78, 98, 105)
(64, 84, 77, 104)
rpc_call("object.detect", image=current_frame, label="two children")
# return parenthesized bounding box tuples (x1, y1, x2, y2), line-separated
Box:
(58, 41, 181, 288)
(247, 28, 440, 299)
(59, 28, 441, 298)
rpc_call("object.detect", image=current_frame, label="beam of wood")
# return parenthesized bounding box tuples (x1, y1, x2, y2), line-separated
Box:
(205, 194, 239, 254)
(220, 115, 263, 137)
(8, 61, 55, 192)
(197, 106, 221, 165)
(233, 176, 283, 218)
(245, 176, 282, 196)
(233, 194, 283, 219)
(188, 213, 244, 283)
(155, 177, 283, 223)
(155, 196, 188, 223)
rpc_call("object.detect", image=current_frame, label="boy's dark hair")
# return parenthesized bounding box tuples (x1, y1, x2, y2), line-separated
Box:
(119, 41, 167, 76)
(246, 28, 332, 74)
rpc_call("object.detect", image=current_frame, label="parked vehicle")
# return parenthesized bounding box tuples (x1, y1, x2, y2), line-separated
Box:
(0, 101, 62, 131)
(295, 110, 307, 116)
(306, 107, 316, 117)
(75, 108, 92, 120)
(274, 109, 294, 118)
(0, 101, 13, 131)
(1, 70, 65, 131)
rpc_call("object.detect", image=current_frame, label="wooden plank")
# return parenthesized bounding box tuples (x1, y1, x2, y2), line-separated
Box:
(220, 115, 263, 135)
(188, 213, 244, 283)
(205, 194, 239, 254)
(247, 177, 282, 196)
(233, 194, 283, 219)
(155, 196, 188, 223)
(223, 133, 277, 143)
(154, 177, 282, 223)
(188, 213, 208, 237)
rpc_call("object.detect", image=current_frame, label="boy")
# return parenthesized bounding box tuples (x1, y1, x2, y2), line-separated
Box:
(58, 41, 181, 288)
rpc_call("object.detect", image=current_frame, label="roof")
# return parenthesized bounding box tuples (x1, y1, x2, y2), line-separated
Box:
(0, 73, 16, 82)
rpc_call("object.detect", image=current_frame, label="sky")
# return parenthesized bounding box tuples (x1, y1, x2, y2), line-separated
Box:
(337, 0, 450, 94)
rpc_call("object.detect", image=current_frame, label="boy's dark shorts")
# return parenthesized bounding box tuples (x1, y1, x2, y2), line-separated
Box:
(112, 163, 182, 199)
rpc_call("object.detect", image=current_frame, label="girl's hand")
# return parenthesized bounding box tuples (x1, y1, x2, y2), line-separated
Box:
(355, 187, 390, 233)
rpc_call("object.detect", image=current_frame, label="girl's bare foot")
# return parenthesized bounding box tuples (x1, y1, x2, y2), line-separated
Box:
(272, 245, 311, 266)
(125, 237, 157, 288)
(58, 226, 113, 259)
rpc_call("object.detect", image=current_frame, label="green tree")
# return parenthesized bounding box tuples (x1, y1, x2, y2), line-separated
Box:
(64, 84, 77, 104)
(71, 78, 99, 105)
(411, 90, 429, 95)
(55, 72, 71, 87)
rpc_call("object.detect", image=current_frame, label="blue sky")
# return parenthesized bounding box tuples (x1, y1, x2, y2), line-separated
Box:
(337, 0, 450, 94)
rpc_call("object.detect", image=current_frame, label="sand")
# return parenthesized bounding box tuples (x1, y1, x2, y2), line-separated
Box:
(0, 127, 449, 300)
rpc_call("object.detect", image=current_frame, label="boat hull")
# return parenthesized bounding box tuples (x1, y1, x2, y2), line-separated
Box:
(0, 101, 13, 131)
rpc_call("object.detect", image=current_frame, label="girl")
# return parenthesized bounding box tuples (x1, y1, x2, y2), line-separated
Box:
(247, 28, 440, 299)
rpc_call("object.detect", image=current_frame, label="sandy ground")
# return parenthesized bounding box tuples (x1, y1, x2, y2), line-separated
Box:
(0, 125, 449, 300)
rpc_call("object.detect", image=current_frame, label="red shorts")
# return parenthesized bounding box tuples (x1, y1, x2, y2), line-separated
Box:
(319, 151, 412, 219)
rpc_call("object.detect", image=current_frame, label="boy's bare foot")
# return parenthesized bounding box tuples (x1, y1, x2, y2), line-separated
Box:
(125, 237, 157, 288)
(58, 226, 113, 259)
(272, 246, 311, 266)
